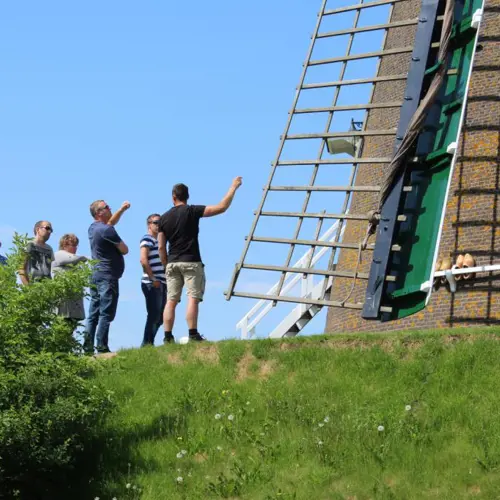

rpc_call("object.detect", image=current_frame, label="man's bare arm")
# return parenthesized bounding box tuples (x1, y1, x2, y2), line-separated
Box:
(203, 177, 242, 218)
(19, 258, 29, 285)
(108, 201, 131, 226)
(158, 232, 168, 267)
(140, 246, 159, 285)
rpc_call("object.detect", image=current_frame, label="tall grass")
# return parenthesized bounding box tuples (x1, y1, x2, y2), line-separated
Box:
(84, 329, 500, 499)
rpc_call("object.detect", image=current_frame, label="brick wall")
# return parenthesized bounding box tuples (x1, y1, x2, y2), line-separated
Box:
(326, 0, 500, 333)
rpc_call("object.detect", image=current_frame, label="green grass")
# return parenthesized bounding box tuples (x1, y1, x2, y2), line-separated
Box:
(83, 328, 500, 499)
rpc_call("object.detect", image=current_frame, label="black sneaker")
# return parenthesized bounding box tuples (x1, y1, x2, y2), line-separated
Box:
(189, 332, 206, 342)
(96, 346, 111, 354)
(164, 333, 175, 344)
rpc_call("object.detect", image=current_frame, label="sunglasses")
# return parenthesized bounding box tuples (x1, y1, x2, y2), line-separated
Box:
(99, 205, 111, 211)
(42, 226, 53, 232)
(150, 220, 160, 225)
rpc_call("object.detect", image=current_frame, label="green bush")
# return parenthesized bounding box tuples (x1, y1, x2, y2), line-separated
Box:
(0, 235, 113, 499)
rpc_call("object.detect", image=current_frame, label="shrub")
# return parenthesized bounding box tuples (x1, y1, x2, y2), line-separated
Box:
(0, 235, 113, 498)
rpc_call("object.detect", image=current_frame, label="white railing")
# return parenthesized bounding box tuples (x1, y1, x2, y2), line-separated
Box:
(236, 219, 346, 339)
(422, 263, 500, 293)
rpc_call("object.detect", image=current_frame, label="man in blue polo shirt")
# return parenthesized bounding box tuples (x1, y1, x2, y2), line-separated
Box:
(84, 200, 129, 354)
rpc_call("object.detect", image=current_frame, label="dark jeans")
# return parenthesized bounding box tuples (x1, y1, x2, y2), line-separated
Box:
(141, 281, 167, 346)
(84, 276, 119, 352)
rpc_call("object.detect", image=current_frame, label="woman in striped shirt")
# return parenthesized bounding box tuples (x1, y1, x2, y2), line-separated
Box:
(139, 214, 166, 346)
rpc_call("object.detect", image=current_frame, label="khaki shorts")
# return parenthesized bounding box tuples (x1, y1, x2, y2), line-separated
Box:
(166, 262, 206, 303)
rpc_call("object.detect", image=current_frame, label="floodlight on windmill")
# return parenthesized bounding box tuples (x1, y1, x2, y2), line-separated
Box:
(326, 119, 363, 157)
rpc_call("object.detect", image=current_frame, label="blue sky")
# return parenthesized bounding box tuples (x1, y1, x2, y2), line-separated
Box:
(0, 0, 390, 349)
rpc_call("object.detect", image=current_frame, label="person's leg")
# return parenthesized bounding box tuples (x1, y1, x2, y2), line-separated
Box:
(95, 278, 119, 352)
(64, 317, 79, 331)
(186, 297, 199, 330)
(61, 317, 80, 351)
(163, 264, 183, 343)
(152, 282, 167, 344)
(182, 263, 206, 341)
(141, 282, 158, 346)
(84, 278, 100, 353)
(163, 300, 178, 342)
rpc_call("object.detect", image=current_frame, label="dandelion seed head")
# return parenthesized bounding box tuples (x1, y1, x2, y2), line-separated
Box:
(126, 483, 131, 489)
(318, 440, 323, 446)
(318, 423, 324, 428)
(228, 414, 234, 421)
(133, 485, 137, 490)
(215, 413, 221, 420)
(176, 476, 183, 483)
(405, 405, 412, 411)
(246, 401, 250, 405)
(216, 445, 223, 451)
(377, 425, 385, 432)
(181, 449, 187, 455)
(324, 416, 330, 423)
(176, 452, 183, 458)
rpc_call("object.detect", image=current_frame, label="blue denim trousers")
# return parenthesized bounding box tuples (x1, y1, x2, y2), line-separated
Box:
(84, 275, 119, 352)
(141, 281, 167, 346)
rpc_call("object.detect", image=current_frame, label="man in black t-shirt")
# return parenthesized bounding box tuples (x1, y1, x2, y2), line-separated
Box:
(158, 177, 242, 343)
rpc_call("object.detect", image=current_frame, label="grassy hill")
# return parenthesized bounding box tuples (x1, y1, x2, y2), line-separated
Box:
(85, 328, 500, 499)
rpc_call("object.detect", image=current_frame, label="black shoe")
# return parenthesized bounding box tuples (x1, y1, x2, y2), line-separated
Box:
(164, 333, 175, 344)
(189, 332, 206, 342)
(96, 346, 111, 354)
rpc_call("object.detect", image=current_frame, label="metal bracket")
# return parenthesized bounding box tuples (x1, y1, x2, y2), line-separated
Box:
(471, 8, 483, 29)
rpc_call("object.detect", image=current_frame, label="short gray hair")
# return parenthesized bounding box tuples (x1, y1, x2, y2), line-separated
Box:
(90, 200, 105, 218)
(33, 221, 50, 235)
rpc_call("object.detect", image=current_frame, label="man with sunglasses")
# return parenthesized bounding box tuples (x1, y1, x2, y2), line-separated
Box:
(139, 213, 166, 346)
(19, 221, 55, 284)
(84, 200, 129, 354)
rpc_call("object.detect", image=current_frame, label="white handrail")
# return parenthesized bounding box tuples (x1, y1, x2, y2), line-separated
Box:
(236, 218, 346, 338)
(421, 263, 500, 294)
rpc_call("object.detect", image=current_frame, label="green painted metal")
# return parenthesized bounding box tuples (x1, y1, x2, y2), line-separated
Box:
(386, 0, 483, 319)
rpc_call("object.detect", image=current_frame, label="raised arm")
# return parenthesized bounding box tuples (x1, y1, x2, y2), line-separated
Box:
(203, 177, 242, 218)
(108, 201, 131, 226)
(158, 231, 168, 267)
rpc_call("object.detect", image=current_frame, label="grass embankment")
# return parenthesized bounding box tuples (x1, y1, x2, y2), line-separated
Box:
(88, 328, 500, 499)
